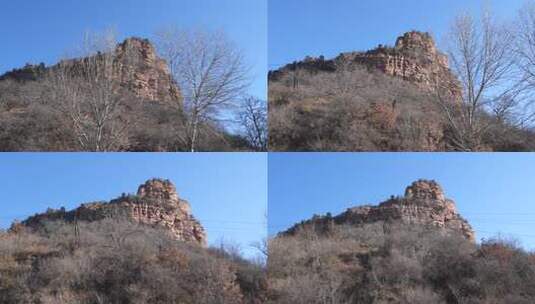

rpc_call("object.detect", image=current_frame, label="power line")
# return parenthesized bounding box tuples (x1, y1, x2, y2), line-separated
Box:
(2, 213, 535, 240)
(477, 230, 535, 239)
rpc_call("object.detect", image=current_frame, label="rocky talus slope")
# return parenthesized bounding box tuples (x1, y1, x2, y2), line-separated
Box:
(284, 179, 475, 241)
(16, 178, 206, 245)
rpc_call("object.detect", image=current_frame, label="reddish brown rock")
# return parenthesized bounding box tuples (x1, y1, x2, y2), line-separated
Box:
(269, 31, 461, 97)
(1, 37, 182, 103)
(18, 178, 206, 246)
(404, 179, 446, 201)
(284, 179, 475, 241)
(112, 38, 182, 102)
(349, 31, 461, 96)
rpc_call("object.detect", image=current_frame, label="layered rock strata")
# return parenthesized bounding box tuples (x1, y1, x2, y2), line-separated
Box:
(284, 179, 475, 241)
(269, 31, 461, 97)
(18, 178, 206, 245)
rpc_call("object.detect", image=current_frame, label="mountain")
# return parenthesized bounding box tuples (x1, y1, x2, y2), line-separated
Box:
(0, 37, 182, 104)
(0, 37, 251, 152)
(268, 31, 535, 152)
(270, 31, 460, 96)
(284, 179, 474, 240)
(267, 179, 535, 304)
(15, 178, 206, 245)
(1, 179, 266, 303)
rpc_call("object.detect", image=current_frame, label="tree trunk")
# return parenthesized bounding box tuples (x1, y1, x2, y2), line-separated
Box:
(190, 113, 199, 152)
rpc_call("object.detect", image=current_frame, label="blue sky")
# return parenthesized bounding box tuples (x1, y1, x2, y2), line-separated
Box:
(269, 153, 535, 250)
(0, 0, 267, 99)
(269, 0, 526, 69)
(0, 153, 267, 258)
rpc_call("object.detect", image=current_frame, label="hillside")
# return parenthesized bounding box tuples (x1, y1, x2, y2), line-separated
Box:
(1, 38, 182, 103)
(270, 31, 460, 95)
(0, 37, 251, 152)
(269, 31, 535, 151)
(268, 180, 535, 303)
(283, 180, 474, 240)
(17, 178, 207, 245)
(0, 179, 266, 303)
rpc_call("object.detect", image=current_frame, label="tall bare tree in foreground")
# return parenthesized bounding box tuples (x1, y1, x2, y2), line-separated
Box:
(48, 29, 129, 151)
(237, 96, 268, 151)
(514, 1, 535, 126)
(155, 28, 249, 152)
(438, 11, 519, 151)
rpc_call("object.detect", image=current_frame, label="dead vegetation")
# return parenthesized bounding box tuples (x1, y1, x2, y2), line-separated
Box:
(267, 222, 535, 304)
(0, 219, 267, 304)
(269, 5, 535, 152)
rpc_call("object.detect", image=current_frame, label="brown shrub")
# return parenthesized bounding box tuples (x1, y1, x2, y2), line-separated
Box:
(0, 219, 263, 304)
(268, 222, 535, 304)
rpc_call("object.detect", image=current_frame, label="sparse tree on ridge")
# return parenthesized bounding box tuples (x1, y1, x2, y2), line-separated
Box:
(237, 96, 268, 151)
(154, 28, 250, 152)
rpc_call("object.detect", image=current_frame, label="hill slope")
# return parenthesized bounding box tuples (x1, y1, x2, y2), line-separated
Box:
(269, 31, 535, 151)
(268, 180, 535, 303)
(16, 178, 206, 245)
(0, 37, 182, 104)
(0, 179, 266, 303)
(0, 37, 250, 152)
(283, 179, 474, 241)
(270, 31, 459, 95)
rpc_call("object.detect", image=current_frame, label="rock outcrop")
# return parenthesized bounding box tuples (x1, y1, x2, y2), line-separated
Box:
(17, 178, 206, 245)
(269, 31, 461, 96)
(0, 37, 182, 103)
(284, 179, 475, 241)
(109, 37, 182, 102)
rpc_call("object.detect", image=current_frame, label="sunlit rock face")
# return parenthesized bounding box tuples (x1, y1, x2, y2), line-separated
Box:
(18, 178, 206, 246)
(269, 31, 461, 97)
(0, 37, 182, 104)
(112, 37, 182, 103)
(284, 179, 475, 241)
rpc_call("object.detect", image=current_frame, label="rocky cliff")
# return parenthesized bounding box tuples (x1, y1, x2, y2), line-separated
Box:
(284, 179, 475, 241)
(269, 31, 461, 96)
(113, 37, 182, 102)
(0, 37, 182, 103)
(17, 178, 206, 245)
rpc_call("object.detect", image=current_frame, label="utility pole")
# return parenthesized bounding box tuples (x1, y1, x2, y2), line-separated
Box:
(292, 61, 299, 89)
(74, 209, 80, 249)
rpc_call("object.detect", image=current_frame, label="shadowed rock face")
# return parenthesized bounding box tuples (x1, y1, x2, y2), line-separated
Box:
(269, 31, 461, 97)
(284, 179, 475, 241)
(17, 178, 206, 246)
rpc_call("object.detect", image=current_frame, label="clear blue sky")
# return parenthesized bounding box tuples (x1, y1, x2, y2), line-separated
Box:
(269, 153, 535, 251)
(269, 0, 526, 69)
(0, 153, 267, 258)
(0, 0, 267, 99)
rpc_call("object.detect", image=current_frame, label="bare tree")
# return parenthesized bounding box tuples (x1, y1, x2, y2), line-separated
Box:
(513, 1, 535, 127)
(237, 96, 268, 151)
(154, 28, 250, 151)
(47, 29, 129, 151)
(517, 1, 535, 81)
(438, 11, 518, 150)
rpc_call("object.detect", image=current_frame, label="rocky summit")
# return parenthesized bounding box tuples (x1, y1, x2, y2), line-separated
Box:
(106, 37, 182, 102)
(0, 37, 182, 103)
(284, 179, 475, 241)
(17, 178, 206, 245)
(269, 31, 461, 97)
